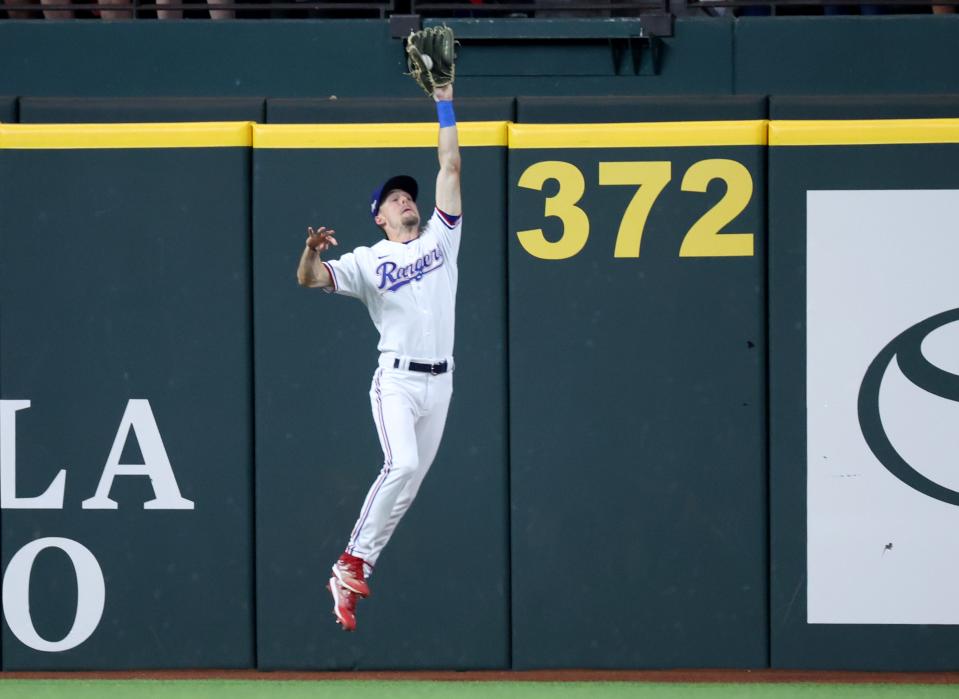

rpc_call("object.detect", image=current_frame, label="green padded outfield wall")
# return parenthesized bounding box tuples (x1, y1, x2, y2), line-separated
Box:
(252, 116, 510, 669)
(1, 96, 957, 673)
(508, 97, 767, 668)
(517, 95, 766, 124)
(0, 123, 255, 669)
(0, 98, 15, 123)
(266, 97, 515, 124)
(768, 100, 959, 670)
(18, 97, 265, 124)
(769, 95, 959, 121)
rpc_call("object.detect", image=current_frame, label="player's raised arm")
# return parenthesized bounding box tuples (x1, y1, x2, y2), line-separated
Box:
(433, 84, 461, 217)
(297, 226, 337, 288)
(406, 26, 461, 216)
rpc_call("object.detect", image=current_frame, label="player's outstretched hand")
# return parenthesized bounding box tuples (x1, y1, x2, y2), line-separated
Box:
(306, 226, 338, 253)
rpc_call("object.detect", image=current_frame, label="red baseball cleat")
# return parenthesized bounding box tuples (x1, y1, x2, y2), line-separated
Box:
(332, 552, 370, 598)
(327, 576, 358, 632)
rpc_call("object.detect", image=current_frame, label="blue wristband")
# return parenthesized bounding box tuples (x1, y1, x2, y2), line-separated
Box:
(436, 100, 456, 128)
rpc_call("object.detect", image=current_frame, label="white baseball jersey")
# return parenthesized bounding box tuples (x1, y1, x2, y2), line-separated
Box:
(323, 206, 462, 571)
(322, 208, 461, 361)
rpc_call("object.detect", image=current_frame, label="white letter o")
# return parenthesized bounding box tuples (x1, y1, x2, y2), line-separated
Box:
(2, 537, 105, 652)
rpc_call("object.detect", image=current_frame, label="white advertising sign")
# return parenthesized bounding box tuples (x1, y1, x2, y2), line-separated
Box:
(807, 190, 959, 625)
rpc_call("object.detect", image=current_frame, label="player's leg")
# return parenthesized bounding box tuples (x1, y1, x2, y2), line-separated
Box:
(366, 372, 453, 562)
(336, 368, 421, 593)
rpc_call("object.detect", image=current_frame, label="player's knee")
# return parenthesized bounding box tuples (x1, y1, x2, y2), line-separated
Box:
(390, 454, 420, 481)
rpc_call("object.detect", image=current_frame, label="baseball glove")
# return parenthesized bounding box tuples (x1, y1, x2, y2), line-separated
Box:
(406, 26, 456, 97)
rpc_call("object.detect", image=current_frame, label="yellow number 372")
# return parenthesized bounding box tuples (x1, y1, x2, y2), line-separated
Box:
(516, 159, 755, 260)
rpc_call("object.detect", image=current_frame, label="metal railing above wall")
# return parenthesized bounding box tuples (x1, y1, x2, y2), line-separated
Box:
(0, 0, 395, 18)
(0, 0, 951, 19)
(411, 1, 664, 15)
(683, 0, 956, 12)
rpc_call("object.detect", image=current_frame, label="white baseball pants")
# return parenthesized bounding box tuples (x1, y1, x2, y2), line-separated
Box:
(346, 365, 453, 569)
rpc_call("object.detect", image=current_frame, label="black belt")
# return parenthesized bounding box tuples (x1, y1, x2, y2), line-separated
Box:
(394, 359, 448, 375)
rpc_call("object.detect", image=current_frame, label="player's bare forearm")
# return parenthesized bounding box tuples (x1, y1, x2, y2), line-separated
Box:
(434, 84, 461, 216)
(297, 226, 337, 288)
(297, 246, 331, 288)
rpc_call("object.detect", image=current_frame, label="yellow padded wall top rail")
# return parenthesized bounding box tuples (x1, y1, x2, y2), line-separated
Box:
(769, 118, 959, 146)
(3, 119, 959, 150)
(0, 120, 506, 150)
(252, 121, 508, 148)
(508, 120, 769, 149)
(0, 122, 254, 149)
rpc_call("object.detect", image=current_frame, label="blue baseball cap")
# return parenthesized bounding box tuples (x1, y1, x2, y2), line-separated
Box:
(370, 175, 418, 220)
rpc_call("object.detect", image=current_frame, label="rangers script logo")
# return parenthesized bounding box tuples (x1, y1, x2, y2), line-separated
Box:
(376, 246, 444, 292)
(858, 308, 959, 506)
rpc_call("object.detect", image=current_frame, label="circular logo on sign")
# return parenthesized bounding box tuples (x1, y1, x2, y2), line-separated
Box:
(858, 308, 959, 506)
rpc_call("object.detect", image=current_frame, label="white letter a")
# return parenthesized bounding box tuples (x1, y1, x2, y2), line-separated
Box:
(82, 399, 194, 510)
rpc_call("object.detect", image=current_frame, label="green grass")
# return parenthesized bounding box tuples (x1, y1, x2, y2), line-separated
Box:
(0, 681, 956, 699)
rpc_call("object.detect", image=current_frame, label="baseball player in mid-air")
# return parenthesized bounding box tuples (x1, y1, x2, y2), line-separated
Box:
(295, 27, 461, 632)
